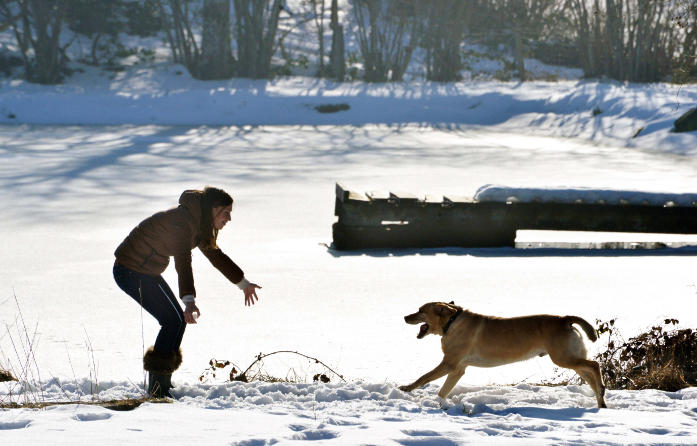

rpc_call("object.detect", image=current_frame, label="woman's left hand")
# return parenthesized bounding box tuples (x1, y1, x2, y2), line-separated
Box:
(184, 302, 200, 324)
(244, 283, 261, 306)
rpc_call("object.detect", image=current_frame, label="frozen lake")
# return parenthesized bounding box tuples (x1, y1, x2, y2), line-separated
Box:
(2, 124, 696, 388)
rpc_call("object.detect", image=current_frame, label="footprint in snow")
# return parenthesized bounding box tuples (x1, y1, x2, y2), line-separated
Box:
(397, 429, 461, 445)
(287, 424, 338, 441)
(381, 416, 408, 422)
(401, 429, 440, 436)
(395, 436, 459, 446)
(0, 420, 31, 430)
(230, 440, 279, 446)
(324, 417, 367, 427)
(73, 413, 112, 422)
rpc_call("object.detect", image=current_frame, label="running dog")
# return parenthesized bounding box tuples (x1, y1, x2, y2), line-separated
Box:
(398, 301, 606, 408)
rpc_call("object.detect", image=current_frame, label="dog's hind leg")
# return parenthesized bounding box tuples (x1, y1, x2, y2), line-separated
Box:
(579, 359, 606, 408)
(438, 367, 466, 399)
(547, 327, 606, 408)
(573, 360, 606, 408)
(399, 359, 455, 393)
(552, 356, 607, 408)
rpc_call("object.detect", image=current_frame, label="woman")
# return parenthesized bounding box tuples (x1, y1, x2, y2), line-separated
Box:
(113, 187, 260, 397)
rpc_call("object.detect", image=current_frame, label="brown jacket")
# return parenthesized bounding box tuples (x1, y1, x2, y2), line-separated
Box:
(114, 190, 244, 297)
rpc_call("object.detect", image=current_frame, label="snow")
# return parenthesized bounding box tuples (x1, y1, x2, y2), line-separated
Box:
(474, 184, 697, 207)
(2, 71, 696, 158)
(2, 29, 697, 446)
(3, 379, 697, 445)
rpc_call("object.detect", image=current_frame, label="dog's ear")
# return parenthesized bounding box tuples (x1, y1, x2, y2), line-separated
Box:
(449, 301, 455, 305)
(438, 304, 457, 318)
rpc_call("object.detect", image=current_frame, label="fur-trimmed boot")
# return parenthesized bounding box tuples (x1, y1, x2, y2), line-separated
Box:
(143, 346, 182, 398)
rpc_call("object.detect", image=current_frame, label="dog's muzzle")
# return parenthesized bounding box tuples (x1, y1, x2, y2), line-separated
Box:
(404, 313, 429, 339)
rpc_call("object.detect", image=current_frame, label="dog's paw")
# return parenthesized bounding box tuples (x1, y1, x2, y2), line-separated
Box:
(398, 385, 413, 393)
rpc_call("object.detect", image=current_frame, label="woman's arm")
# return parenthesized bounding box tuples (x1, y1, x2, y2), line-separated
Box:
(200, 246, 244, 283)
(200, 246, 261, 305)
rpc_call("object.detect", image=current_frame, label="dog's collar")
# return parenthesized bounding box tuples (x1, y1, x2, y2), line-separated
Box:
(442, 308, 462, 335)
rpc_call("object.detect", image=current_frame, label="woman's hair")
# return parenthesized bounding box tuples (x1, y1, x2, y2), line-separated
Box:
(200, 186, 233, 249)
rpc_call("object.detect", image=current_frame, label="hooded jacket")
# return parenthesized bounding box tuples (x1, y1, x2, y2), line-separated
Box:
(114, 190, 244, 298)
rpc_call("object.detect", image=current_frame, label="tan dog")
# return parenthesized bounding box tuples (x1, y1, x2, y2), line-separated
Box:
(399, 302, 606, 408)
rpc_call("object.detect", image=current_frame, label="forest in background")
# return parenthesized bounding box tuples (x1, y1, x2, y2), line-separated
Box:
(0, 0, 695, 85)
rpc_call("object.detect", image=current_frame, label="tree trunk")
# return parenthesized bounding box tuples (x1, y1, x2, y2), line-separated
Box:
(233, 0, 282, 79)
(514, 29, 526, 81)
(328, 0, 345, 81)
(311, 0, 327, 77)
(199, 0, 234, 80)
(421, 0, 466, 82)
(161, 0, 200, 75)
(5, 0, 68, 84)
(354, 0, 418, 82)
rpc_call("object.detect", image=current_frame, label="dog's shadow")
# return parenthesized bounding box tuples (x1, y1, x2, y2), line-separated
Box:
(466, 405, 601, 421)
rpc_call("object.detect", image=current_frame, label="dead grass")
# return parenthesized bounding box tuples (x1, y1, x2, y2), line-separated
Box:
(0, 396, 170, 411)
(1, 293, 148, 410)
(0, 368, 16, 382)
(594, 318, 697, 391)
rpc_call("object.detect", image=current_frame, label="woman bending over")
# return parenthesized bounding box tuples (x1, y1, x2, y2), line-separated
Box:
(113, 187, 260, 397)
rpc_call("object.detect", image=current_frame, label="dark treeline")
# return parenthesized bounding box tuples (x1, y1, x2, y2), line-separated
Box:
(0, 0, 695, 85)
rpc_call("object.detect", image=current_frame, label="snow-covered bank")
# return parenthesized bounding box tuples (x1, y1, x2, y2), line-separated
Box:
(1, 72, 696, 155)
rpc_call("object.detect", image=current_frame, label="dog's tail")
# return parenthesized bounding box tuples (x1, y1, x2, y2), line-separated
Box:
(564, 316, 597, 342)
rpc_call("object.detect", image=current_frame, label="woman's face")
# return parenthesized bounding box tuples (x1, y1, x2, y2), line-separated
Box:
(212, 205, 232, 230)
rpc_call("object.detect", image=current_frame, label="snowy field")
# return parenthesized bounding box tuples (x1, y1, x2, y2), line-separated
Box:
(2, 65, 697, 443)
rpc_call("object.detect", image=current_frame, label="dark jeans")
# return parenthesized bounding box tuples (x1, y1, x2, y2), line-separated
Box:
(113, 262, 186, 354)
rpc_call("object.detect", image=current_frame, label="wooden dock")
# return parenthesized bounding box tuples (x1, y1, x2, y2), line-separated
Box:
(332, 184, 697, 250)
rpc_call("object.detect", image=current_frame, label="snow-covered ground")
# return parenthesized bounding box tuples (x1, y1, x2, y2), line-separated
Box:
(2, 35, 697, 445)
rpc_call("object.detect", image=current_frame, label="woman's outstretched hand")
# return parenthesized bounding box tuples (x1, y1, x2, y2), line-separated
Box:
(184, 302, 200, 323)
(244, 283, 261, 306)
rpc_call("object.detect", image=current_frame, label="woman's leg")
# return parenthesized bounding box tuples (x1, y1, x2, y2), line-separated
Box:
(113, 263, 186, 354)
(150, 277, 187, 353)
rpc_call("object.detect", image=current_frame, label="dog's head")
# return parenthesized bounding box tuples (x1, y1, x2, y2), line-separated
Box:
(403, 301, 460, 339)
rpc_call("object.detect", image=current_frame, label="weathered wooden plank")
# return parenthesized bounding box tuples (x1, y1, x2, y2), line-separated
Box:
(335, 183, 349, 202)
(366, 191, 390, 202)
(513, 202, 697, 234)
(332, 221, 516, 250)
(336, 183, 369, 202)
(389, 191, 420, 205)
(423, 194, 443, 204)
(443, 195, 473, 203)
(443, 195, 473, 207)
(351, 191, 369, 201)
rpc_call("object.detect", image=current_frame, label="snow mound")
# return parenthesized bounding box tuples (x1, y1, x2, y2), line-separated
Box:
(475, 184, 697, 207)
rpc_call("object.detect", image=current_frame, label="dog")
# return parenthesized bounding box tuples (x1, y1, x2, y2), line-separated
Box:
(398, 301, 606, 408)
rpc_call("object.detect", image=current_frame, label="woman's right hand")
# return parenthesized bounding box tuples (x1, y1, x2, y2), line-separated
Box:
(184, 302, 200, 324)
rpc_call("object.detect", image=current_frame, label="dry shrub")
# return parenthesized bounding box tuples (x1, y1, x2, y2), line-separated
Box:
(0, 368, 17, 382)
(199, 351, 345, 385)
(596, 319, 697, 391)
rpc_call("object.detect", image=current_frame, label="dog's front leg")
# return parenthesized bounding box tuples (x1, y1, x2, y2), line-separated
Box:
(437, 368, 465, 399)
(399, 359, 454, 393)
